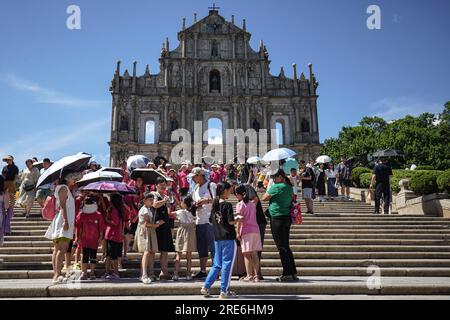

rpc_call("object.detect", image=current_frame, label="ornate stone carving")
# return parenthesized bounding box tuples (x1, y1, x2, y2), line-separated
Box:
(109, 9, 321, 166)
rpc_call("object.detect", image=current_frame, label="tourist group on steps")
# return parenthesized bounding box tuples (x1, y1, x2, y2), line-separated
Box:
(0, 152, 393, 298)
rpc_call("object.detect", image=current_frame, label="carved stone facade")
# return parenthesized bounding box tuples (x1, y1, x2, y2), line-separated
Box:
(109, 8, 321, 166)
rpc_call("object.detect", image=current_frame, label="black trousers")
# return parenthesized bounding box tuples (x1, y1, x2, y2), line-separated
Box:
(82, 248, 98, 264)
(257, 223, 267, 260)
(270, 216, 297, 276)
(375, 183, 390, 214)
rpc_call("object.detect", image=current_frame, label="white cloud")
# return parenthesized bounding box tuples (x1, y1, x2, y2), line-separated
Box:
(370, 97, 443, 120)
(1, 74, 108, 108)
(1, 119, 109, 166)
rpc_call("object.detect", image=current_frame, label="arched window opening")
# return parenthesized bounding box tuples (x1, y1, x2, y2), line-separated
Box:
(207, 118, 223, 144)
(275, 121, 284, 145)
(209, 70, 221, 93)
(145, 120, 155, 144)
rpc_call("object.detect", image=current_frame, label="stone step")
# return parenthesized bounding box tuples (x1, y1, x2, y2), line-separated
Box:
(0, 250, 450, 268)
(2, 237, 450, 249)
(0, 244, 450, 261)
(5, 230, 450, 243)
(9, 223, 450, 231)
(0, 277, 449, 297)
(2, 266, 450, 279)
(2, 239, 450, 254)
(3, 258, 450, 271)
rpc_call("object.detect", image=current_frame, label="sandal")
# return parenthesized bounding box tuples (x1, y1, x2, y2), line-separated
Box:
(239, 276, 254, 282)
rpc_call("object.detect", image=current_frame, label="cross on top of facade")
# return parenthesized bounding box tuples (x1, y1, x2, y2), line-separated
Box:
(208, 3, 220, 11)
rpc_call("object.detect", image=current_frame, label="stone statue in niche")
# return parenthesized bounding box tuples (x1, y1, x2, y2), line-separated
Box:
(252, 118, 261, 132)
(170, 117, 179, 131)
(120, 115, 129, 131)
(210, 70, 221, 92)
(301, 118, 310, 133)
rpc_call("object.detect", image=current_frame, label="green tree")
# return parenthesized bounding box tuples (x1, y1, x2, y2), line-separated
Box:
(320, 102, 450, 170)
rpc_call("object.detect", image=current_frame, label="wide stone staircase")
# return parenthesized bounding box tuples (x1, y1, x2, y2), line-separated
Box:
(1, 195, 450, 298)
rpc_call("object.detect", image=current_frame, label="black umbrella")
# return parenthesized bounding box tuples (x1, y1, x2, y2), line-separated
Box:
(100, 167, 122, 174)
(131, 168, 166, 185)
(153, 156, 169, 167)
(36, 152, 91, 188)
(373, 149, 404, 158)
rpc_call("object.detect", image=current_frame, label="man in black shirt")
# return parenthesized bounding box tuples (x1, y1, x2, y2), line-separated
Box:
(370, 158, 393, 214)
(2, 155, 19, 207)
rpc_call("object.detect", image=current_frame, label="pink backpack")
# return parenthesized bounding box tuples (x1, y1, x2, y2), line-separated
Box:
(42, 195, 59, 221)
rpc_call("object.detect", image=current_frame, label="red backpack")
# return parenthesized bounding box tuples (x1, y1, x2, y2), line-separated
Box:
(42, 195, 59, 221)
(290, 194, 302, 225)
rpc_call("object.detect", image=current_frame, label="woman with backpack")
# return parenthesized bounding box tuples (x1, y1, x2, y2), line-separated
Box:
(17, 159, 40, 218)
(200, 181, 238, 298)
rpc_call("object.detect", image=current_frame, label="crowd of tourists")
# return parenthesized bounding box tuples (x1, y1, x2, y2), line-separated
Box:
(0, 153, 393, 298)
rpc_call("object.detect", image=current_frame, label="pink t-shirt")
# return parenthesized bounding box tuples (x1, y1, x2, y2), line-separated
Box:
(105, 207, 124, 243)
(236, 201, 259, 235)
(178, 170, 189, 189)
(210, 171, 220, 184)
(76, 212, 105, 250)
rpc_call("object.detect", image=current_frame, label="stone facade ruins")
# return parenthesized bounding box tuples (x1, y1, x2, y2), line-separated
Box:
(109, 8, 321, 165)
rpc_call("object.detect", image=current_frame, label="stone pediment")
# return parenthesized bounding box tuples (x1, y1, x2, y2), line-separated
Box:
(181, 10, 245, 36)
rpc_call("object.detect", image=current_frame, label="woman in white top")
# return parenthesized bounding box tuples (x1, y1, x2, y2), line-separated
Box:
(325, 163, 338, 199)
(17, 159, 40, 218)
(45, 172, 81, 284)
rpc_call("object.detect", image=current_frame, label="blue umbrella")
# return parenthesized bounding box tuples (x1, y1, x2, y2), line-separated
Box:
(282, 158, 299, 172)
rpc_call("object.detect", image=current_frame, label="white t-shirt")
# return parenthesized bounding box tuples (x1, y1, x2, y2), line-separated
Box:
(290, 175, 298, 194)
(138, 206, 154, 223)
(326, 168, 337, 179)
(192, 182, 217, 225)
(176, 209, 195, 224)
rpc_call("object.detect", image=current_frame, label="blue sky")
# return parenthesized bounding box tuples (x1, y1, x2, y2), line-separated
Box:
(1, 0, 449, 169)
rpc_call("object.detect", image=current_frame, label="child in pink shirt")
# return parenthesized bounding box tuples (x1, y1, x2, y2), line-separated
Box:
(210, 165, 221, 183)
(76, 197, 105, 280)
(235, 184, 262, 282)
(104, 194, 126, 279)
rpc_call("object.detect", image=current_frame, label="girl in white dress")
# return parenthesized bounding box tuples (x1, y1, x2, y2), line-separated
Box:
(45, 172, 81, 284)
(173, 195, 197, 281)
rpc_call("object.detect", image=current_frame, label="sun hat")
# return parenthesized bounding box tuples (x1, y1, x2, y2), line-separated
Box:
(187, 167, 207, 178)
(2, 155, 14, 162)
(64, 171, 83, 182)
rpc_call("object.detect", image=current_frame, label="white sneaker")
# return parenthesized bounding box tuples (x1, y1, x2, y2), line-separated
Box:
(172, 274, 179, 281)
(200, 287, 210, 297)
(220, 290, 237, 299)
(186, 274, 192, 281)
(141, 276, 152, 284)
